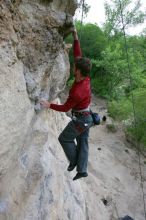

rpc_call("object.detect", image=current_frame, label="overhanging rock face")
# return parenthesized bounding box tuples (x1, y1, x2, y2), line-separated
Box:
(12, 0, 76, 104)
(0, 1, 88, 219)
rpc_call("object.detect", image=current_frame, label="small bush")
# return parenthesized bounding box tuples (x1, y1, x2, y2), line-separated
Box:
(108, 89, 146, 147)
(67, 79, 74, 88)
(91, 77, 110, 98)
(108, 98, 133, 120)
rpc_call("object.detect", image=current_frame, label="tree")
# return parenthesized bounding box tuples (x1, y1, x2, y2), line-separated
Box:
(74, 0, 90, 23)
(104, 0, 146, 36)
(78, 0, 90, 18)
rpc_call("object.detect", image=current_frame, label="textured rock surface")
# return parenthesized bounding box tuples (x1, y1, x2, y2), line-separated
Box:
(0, 1, 87, 219)
(1, 1, 146, 220)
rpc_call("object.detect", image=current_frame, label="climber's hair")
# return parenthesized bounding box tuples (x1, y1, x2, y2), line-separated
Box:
(75, 57, 92, 76)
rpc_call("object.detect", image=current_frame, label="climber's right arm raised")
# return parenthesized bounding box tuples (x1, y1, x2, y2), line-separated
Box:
(73, 28, 82, 58)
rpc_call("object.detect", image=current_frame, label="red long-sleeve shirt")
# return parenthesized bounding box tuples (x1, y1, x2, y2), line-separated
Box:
(50, 39, 91, 112)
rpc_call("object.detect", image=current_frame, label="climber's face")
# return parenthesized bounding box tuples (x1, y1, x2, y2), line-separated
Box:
(73, 65, 82, 82)
(73, 65, 78, 77)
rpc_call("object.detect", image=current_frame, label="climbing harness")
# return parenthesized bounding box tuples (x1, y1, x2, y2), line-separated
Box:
(79, 0, 85, 41)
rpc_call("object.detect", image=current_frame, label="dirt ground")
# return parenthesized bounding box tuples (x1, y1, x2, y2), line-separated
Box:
(82, 95, 146, 220)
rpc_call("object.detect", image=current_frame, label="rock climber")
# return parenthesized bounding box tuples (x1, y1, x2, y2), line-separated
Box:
(40, 27, 92, 181)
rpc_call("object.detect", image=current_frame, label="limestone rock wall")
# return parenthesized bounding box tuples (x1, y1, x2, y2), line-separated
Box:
(0, 1, 87, 219)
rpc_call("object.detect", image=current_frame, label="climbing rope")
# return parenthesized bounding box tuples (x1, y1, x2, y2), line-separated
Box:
(118, 0, 146, 219)
(79, 0, 85, 41)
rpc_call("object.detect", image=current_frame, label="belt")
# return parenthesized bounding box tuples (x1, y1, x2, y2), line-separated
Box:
(72, 111, 91, 117)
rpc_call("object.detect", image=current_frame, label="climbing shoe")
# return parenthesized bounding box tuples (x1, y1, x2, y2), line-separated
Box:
(67, 163, 76, 172)
(73, 172, 88, 181)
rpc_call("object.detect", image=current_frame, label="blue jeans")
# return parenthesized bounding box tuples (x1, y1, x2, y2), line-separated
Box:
(58, 114, 93, 173)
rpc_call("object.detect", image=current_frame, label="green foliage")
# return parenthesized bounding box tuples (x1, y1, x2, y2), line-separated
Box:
(77, 0, 90, 18)
(65, 22, 107, 80)
(91, 43, 128, 99)
(91, 77, 109, 98)
(108, 89, 146, 146)
(101, 0, 146, 148)
(67, 79, 74, 88)
(108, 98, 133, 120)
(77, 22, 107, 59)
(66, 22, 107, 59)
(104, 0, 146, 36)
(91, 34, 146, 99)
